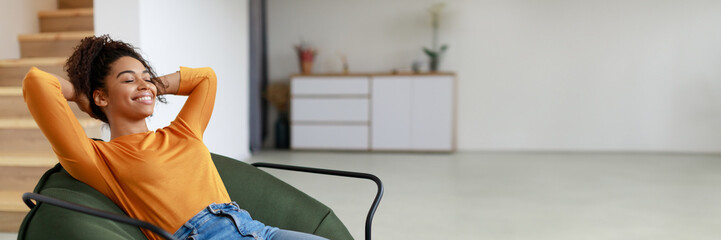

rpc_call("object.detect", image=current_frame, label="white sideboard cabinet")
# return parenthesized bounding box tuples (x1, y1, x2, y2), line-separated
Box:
(290, 73, 455, 152)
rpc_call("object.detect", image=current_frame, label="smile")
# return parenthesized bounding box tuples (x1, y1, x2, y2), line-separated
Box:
(133, 96, 154, 104)
(134, 96, 153, 101)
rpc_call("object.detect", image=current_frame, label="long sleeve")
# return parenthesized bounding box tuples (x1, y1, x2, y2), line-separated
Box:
(173, 67, 217, 138)
(22, 67, 108, 192)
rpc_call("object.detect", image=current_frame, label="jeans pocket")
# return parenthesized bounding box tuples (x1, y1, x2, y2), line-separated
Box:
(212, 209, 262, 238)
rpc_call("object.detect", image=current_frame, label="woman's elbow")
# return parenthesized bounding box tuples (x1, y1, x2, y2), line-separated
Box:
(199, 67, 217, 83)
(22, 67, 45, 96)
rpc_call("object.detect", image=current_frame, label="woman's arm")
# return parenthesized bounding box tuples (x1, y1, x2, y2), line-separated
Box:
(23, 67, 107, 192)
(52, 73, 75, 101)
(157, 71, 180, 95)
(172, 67, 217, 137)
(49, 72, 93, 117)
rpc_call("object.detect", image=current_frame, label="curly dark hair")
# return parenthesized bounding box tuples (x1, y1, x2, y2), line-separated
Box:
(65, 34, 167, 123)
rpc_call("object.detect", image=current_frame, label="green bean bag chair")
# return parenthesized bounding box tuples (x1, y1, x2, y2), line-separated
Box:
(18, 153, 354, 240)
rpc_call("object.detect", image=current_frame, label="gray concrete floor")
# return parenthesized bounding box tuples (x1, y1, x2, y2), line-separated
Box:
(4, 151, 721, 240)
(249, 151, 721, 240)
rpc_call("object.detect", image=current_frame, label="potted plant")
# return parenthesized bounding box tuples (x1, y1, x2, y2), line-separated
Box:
(295, 42, 317, 74)
(423, 3, 449, 72)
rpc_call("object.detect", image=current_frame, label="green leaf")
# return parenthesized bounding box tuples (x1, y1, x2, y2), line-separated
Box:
(423, 47, 437, 57)
(440, 44, 449, 52)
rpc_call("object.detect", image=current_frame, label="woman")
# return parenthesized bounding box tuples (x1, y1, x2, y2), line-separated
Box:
(23, 35, 326, 240)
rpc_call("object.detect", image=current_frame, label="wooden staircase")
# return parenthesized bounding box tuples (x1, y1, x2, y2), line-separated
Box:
(0, 0, 99, 232)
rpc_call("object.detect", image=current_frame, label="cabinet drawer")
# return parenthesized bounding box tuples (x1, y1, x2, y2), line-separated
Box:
(292, 98, 369, 122)
(292, 125, 369, 150)
(292, 77, 369, 95)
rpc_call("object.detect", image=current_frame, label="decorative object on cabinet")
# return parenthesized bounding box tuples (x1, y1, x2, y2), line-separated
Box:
(265, 82, 291, 148)
(411, 60, 422, 73)
(423, 3, 449, 72)
(290, 73, 456, 152)
(337, 51, 349, 74)
(295, 41, 317, 74)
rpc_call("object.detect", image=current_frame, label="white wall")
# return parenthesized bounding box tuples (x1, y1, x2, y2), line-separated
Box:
(94, 0, 140, 46)
(96, 0, 250, 160)
(268, 0, 721, 153)
(0, 0, 56, 59)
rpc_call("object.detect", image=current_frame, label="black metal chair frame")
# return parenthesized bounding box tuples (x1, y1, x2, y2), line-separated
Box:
(22, 162, 384, 240)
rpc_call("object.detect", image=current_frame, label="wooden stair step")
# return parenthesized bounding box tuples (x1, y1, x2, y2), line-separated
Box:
(0, 153, 57, 193)
(0, 191, 29, 232)
(0, 118, 103, 153)
(17, 31, 93, 44)
(0, 118, 101, 129)
(0, 57, 67, 86)
(0, 165, 50, 192)
(0, 127, 52, 153)
(18, 31, 94, 58)
(39, 8, 93, 33)
(0, 87, 19, 96)
(0, 212, 24, 232)
(58, 0, 93, 9)
(0, 57, 66, 68)
(38, 8, 93, 18)
(0, 86, 94, 119)
(0, 152, 57, 168)
(0, 192, 27, 213)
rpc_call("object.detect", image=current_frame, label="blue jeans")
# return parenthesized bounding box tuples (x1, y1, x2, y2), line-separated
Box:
(172, 202, 327, 240)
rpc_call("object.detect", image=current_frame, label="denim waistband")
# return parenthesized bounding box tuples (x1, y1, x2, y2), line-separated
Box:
(172, 202, 241, 238)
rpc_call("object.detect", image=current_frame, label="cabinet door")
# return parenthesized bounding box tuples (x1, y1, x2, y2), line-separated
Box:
(371, 76, 412, 150)
(411, 76, 454, 151)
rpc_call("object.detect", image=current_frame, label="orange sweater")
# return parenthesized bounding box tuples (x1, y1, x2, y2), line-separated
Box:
(22, 66, 231, 240)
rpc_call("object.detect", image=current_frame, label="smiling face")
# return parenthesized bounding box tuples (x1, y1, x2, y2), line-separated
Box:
(93, 56, 157, 123)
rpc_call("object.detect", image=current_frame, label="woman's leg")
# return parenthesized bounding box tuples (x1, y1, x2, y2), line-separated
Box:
(266, 229, 329, 240)
(174, 202, 329, 240)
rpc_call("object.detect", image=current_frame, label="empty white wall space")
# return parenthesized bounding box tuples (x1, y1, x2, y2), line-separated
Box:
(0, 0, 56, 59)
(268, 0, 721, 153)
(96, 0, 250, 160)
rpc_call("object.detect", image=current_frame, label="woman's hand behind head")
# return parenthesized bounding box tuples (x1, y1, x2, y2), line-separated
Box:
(47, 71, 96, 119)
(73, 93, 95, 118)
